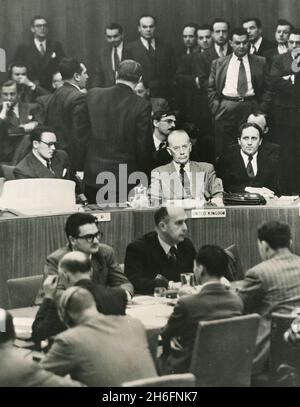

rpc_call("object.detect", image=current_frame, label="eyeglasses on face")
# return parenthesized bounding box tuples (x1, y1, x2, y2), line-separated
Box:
(39, 140, 57, 148)
(34, 24, 48, 28)
(76, 231, 103, 243)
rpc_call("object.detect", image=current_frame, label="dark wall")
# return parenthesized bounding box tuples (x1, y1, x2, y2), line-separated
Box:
(0, 0, 299, 73)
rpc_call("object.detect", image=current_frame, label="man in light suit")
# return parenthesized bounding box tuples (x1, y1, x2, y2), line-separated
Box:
(13, 126, 70, 179)
(42, 287, 157, 387)
(124, 206, 195, 294)
(127, 15, 175, 102)
(149, 130, 223, 206)
(208, 28, 271, 158)
(91, 23, 130, 88)
(239, 221, 300, 374)
(159, 245, 243, 374)
(270, 29, 300, 194)
(13, 16, 65, 91)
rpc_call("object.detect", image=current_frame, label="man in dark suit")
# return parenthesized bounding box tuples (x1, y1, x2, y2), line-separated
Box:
(242, 17, 274, 56)
(216, 122, 279, 195)
(270, 29, 300, 194)
(264, 20, 293, 68)
(239, 221, 300, 374)
(134, 79, 169, 114)
(32, 251, 128, 344)
(8, 63, 49, 103)
(0, 80, 40, 164)
(159, 244, 243, 374)
(127, 15, 175, 102)
(208, 28, 271, 158)
(91, 23, 130, 88)
(151, 109, 176, 169)
(13, 126, 70, 179)
(44, 58, 89, 169)
(177, 23, 198, 61)
(84, 60, 152, 205)
(124, 206, 195, 294)
(13, 16, 65, 91)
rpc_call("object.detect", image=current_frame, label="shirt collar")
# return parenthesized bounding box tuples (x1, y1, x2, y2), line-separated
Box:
(112, 42, 123, 52)
(157, 234, 177, 255)
(153, 132, 166, 150)
(34, 38, 46, 49)
(64, 81, 81, 91)
(240, 149, 258, 161)
(140, 37, 155, 50)
(253, 36, 263, 51)
(32, 149, 48, 167)
(232, 53, 249, 63)
(173, 160, 190, 173)
(214, 43, 228, 55)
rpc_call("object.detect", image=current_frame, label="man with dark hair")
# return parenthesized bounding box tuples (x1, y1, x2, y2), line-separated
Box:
(91, 23, 130, 88)
(134, 79, 169, 113)
(125, 206, 195, 294)
(151, 109, 176, 169)
(84, 59, 152, 204)
(32, 251, 128, 344)
(13, 126, 70, 179)
(216, 122, 279, 194)
(178, 23, 198, 59)
(43, 212, 133, 296)
(44, 57, 89, 168)
(239, 221, 300, 374)
(0, 309, 83, 386)
(0, 80, 41, 164)
(264, 20, 294, 66)
(127, 15, 175, 101)
(13, 16, 65, 91)
(270, 29, 300, 194)
(242, 17, 274, 56)
(159, 244, 243, 374)
(42, 287, 157, 386)
(208, 27, 271, 158)
(8, 63, 49, 103)
(197, 24, 213, 52)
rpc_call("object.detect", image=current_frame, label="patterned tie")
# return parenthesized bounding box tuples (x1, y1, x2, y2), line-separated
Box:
(219, 45, 225, 57)
(237, 57, 248, 96)
(179, 164, 192, 198)
(39, 42, 45, 56)
(113, 47, 120, 72)
(246, 155, 255, 178)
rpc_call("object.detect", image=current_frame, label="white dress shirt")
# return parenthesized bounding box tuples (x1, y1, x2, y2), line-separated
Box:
(214, 43, 228, 57)
(157, 235, 177, 256)
(140, 37, 156, 51)
(34, 38, 47, 54)
(111, 42, 123, 71)
(250, 36, 263, 54)
(153, 133, 166, 151)
(223, 54, 255, 97)
(32, 149, 48, 168)
(240, 150, 258, 176)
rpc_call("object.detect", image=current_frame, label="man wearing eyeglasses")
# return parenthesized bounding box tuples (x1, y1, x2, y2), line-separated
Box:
(13, 16, 65, 91)
(39, 213, 134, 301)
(13, 126, 70, 179)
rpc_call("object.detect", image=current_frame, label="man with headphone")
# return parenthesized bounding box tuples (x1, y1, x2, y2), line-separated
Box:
(32, 251, 128, 345)
(42, 287, 157, 387)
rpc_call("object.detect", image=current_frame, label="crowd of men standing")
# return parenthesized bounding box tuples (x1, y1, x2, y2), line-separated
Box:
(0, 14, 300, 202)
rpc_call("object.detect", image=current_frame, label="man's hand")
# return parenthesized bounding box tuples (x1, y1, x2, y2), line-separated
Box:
(20, 121, 38, 133)
(0, 101, 12, 118)
(43, 275, 59, 299)
(18, 76, 36, 89)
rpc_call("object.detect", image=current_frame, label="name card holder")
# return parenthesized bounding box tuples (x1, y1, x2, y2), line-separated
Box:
(191, 208, 226, 218)
(95, 212, 111, 222)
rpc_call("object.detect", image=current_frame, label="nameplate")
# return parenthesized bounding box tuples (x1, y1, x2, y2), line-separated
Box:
(95, 212, 111, 222)
(191, 208, 226, 218)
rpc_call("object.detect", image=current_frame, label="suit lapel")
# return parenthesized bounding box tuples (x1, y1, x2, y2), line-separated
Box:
(217, 56, 232, 95)
(29, 152, 56, 178)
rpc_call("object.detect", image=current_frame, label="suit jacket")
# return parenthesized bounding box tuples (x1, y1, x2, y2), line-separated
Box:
(91, 42, 130, 88)
(31, 279, 127, 344)
(150, 160, 223, 205)
(0, 346, 83, 387)
(239, 251, 300, 373)
(124, 231, 195, 294)
(208, 53, 271, 115)
(160, 282, 243, 373)
(14, 150, 70, 179)
(127, 38, 175, 100)
(84, 83, 152, 187)
(252, 37, 274, 56)
(45, 82, 89, 167)
(18, 83, 50, 103)
(44, 244, 134, 295)
(0, 101, 42, 163)
(14, 39, 65, 91)
(216, 145, 280, 194)
(42, 314, 157, 386)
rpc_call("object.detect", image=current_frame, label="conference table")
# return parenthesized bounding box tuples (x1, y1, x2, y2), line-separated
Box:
(1, 204, 300, 308)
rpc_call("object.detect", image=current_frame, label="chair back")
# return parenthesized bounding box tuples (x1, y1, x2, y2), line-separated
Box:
(7, 275, 43, 308)
(270, 312, 300, 384)
(190, 314, 260, 387)
(122, 373, 195, 387)
(146, 327, 161, 362)
(225, 243, 244, 280)
(1, 165, 16, 181)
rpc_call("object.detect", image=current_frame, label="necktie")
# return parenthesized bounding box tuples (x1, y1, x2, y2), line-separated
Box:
(168, 246, 177, 267)
(113, 47, 120, 72)
(158, 141, 166, 151)
(179, 164, 192, 198)
(39, 42, 45, 56)
(237, 57, 248, 96)
(46, 160, 55, 175)
(219, 45, 225, 57)
(147, 39, 155, 58)
(246, 155, 255, 178)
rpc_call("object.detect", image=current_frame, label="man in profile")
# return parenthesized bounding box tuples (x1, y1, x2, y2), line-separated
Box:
(125, 206, 195, 294)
